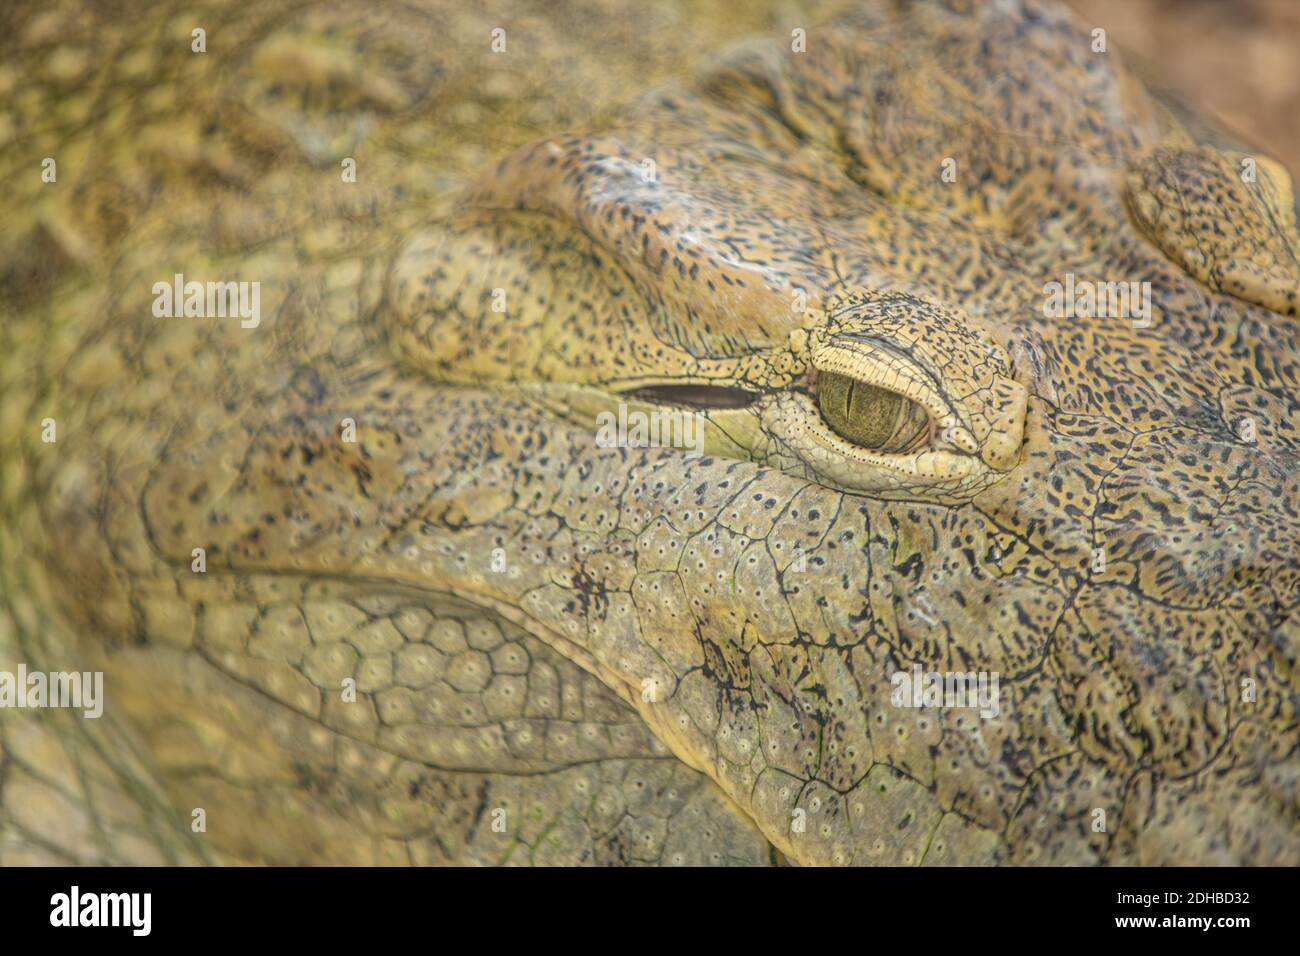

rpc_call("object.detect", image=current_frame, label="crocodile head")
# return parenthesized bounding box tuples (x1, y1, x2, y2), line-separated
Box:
(4, 0, 1298, 866)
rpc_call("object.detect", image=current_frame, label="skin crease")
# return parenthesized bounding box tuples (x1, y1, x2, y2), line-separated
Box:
(1, 0, 1298, 866)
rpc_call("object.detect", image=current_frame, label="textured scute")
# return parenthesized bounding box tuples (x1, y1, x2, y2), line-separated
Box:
(2, 0, 1298, 866)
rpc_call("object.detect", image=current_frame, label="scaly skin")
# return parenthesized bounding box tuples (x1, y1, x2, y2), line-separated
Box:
(1, 0, 1298, 865)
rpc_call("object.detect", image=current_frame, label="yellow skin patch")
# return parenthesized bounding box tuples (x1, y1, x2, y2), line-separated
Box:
(5, 0, 1300, 867)
(1126, 145, 1300, 317)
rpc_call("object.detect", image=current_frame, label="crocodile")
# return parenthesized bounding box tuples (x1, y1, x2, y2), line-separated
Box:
(1, 0, 1298, 865)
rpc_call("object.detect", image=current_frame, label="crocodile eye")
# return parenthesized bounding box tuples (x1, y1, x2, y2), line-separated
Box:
(817, 372, 929, 451)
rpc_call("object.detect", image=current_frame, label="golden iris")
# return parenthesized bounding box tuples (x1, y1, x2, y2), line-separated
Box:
(817, 373, 928, 451)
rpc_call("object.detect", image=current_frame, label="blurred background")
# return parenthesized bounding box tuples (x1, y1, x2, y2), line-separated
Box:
(1066, 0, 1299, 178)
